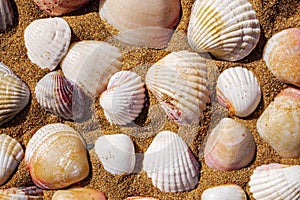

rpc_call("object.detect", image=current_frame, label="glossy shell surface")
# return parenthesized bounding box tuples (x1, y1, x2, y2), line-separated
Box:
(52, 187, 106, 200)
(201, 184, 247, 200)
(0, 0, 14, 32)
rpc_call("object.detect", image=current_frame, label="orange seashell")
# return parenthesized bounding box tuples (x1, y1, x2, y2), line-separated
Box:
(52, 187, 106, 200)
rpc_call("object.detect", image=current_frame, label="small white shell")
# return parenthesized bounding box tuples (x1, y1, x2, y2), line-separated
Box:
(143, 131, 200, 192)
(217, 67, 261, 117)
(201, 184, 247, 200)
(0, 0, 14, 32)
(0, 186, 43, 200)
(24, 17, 71, 70)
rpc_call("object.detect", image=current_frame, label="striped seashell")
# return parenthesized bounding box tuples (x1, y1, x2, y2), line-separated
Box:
(0, 0, 14, 32)
(52, 187, 106, 200)
(202, 184, 247, 200)
(0, 186, 43, 200)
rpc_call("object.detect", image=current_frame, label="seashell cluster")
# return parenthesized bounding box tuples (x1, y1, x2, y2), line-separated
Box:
(52, 187, 106, 200)
(0, 0, 14, 32)
(201, 184, 247, 200)
(145, 51, 210, 124)
(0, 186, 43, 199)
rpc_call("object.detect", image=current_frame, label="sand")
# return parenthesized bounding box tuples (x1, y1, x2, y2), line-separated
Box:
(0, 0, 300, 199)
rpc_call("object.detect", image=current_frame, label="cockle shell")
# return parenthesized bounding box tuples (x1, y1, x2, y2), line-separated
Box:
(216, 67, 261, 117)
(61, 41, 122, 97)
(263, 28, 300, 87)
(249, 163, 300, 200)
(52, 187, 106, 200)
(25, 123, 89, 189)
(145, 51, 210, 124)
(143, 131, 200, 192)
(24, 17, 71, 70)
(0, 186, 43, 200)
(204, 118, 256, 171)
(35, 71, 85, 120)
(256, 87, 300, 158)
(0, 0, 14, 32)
(100, 71, 145, 125)
(94, 134, 135, 175)
(99, 0, 181, 49)
(188, 0, 260, 61)
(0, 62, 30, 126)
(201, 184, 247, 200)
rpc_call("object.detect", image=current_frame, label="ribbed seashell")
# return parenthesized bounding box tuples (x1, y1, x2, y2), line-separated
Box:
(188, 0, 260, 61)
(25, 123, 89, 189)
(35, 71, 85, 120)
(249, 163, 300, 200)
(24, 17, 71, 71)
(217, 67, 261, 117)
(100, 71, 145, 125)
(0, 62, 30, 126)
(256, 87, 300, 158)
(0, 186, 43, 200)
(145, 51, 210, 124)
(201, 184, 247, 200)
(263, 28, 300, 87)
(52, 187, 106, 200)
(125, 197, 158, 200)
(204, 118, 256, 171)
(99, 0, 181, 49)
(143, 131, 200, 192)
(0, 0, 14, 32)
(94, 134, 135, 175)
(61, 41, 122, 97)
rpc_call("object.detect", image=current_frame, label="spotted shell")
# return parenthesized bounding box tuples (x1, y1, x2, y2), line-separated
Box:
(0, 0, 14, 32)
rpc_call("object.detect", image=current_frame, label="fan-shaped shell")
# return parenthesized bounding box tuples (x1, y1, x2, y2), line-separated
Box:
(249, 163, 300, 200)
(0, 186, 43, 200)
(0, 0, 14, 32)
(201, 184, 247, 200)
(217, 67, 261, 117)
(24, 17, 71, 70)
(145, 51, 210, 124)
(188, 0, 260, 61)
(143, 131, 200, 192)
(52, 187, 106, 200)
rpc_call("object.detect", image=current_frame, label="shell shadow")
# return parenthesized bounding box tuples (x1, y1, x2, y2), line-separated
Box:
(10, 0, 19, 29)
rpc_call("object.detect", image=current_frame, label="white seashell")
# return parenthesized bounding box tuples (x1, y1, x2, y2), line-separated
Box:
(24, 17, 71, 70)
(249, 163, 300, 200)
(216, 67, 261, 117)
(100, 71, 145, 125)
(201, 184, 247, 200)
(52, 187, 106, 200)
(0, 0, 14, 32)
(61, 40, 123, 97)
(0, 186, 43, 200)
(188, 0, 260, 61)
(145, 51, 210, 124)
(94, 134, 135, 175)
(143, 131, 200, 192)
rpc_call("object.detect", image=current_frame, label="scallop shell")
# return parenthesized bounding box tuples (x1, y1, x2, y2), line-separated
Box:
(24, 17, 71, 70)
(188, 0, 260, 61)
(256, 87, 300, 158)
(0, 186, 43, 200)
(143, 131, 200, 192)
(263, 28, 300, 87)
(249, 163, 300, 200)
(35, 71, 85, 120)
(25, 123, 89, 189)
(145, 51, 210, 124)
(0, 0, 14, 32)
(216, 67, 261, 117)
(204, 118, 256, 171)
(94, 134, 135, 175)
(201, 184, 247, 200)
(61, 41, 122, 97)
(100, 71, 145, 125)
(52, 187, 106, 200)
(0, 62, 30, 126)
(99, 0, 181, 49)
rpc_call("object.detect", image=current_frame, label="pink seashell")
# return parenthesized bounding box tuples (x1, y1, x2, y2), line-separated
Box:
(0, 186, 43, 199)
(52, 187, 106, 200)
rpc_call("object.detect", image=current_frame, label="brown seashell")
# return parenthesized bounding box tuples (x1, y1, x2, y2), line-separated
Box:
(52, 187, 106, 200)
(0, 186, 43, 200)
(0, 0, 14, 32)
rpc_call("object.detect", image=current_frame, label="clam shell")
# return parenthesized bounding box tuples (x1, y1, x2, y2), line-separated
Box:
(256, 87, 300, 158)
(188, 0, 260, 61)
(0, 186, 43, 200)
(145, 51, 210, 124)
(143, 131, 200, 192)
(52, 187, 106, 200)
(100, 71, 145, 125)
(94, 134, 135, 175)
(25, 123, 89, 189)
(61, 41, 123, 97)
(0, 0, 13, 32)
(24, 17, 71, 70)
(99, 0, 181, 49)
(204, 118, 256, 171)
(216, 67, 261, 117)
(249, 163, 300, 200)
(263, 28, 300, 87)
(201, 184, 247, 200)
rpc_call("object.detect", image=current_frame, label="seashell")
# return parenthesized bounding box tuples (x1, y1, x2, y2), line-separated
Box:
(143, 131, 200, 192)
(0, 134, 24, 185)
(201, 184, 247, 200)
(256, 87, 300, 158)
(249, 163, 300, 200)
(35, 71, 85, 120)
(61, 40, 123, 97)
(204, 118, 256, 171)
(0, 186, 43, 200)
(145, 51, 210, 124)
(99, 0, 181, 49)
(0, 0, 14, 32)
(263, 28, 300, 87)
(52, 187, 106, 200)
(25, 123, 89, 189)
(24, 17, 71, 71)
(187, 0, 260, 61)
(100, 71, 145, 125)
(125, 197, 158, 200)
(216, 67, 261, 117)
(94, 134, 135, 175)
(0, 62, 30, 126)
